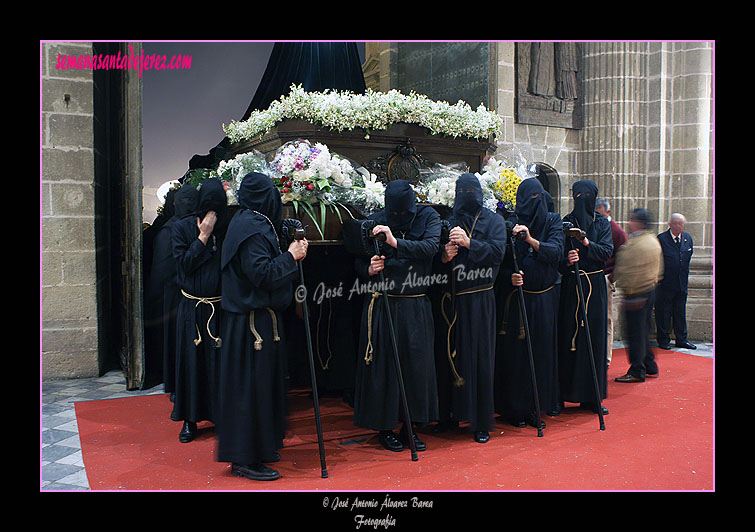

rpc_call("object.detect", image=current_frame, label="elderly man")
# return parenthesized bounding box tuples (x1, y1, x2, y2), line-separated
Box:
(655, 213, 696, 350)
(614, 208, 664, 383)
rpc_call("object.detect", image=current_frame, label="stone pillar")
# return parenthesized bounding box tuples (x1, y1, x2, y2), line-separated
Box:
(41, 42, 99, 378)
(580, 42, 649, 227)
(580, 42, 713, 342)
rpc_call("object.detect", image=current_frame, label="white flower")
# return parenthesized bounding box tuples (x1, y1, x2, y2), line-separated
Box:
(223, 84, 502, 144)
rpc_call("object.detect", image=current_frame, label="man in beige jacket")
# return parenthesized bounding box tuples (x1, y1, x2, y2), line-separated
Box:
(613, 208, 664, 383)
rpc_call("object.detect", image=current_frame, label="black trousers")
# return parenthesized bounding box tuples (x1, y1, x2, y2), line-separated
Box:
(654, 285, 688, 346)
(623, 289, 658, 379)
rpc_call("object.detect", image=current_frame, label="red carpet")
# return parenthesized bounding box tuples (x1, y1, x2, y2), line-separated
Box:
(75, 349, 713, 491)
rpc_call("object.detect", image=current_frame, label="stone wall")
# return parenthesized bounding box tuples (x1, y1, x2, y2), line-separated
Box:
(41, 42, 100, 378)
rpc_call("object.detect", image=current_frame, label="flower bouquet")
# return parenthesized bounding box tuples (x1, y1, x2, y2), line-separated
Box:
(213, 150, 272, 205)
(414, 162, 500, 212)
(271, 139, 376, 239)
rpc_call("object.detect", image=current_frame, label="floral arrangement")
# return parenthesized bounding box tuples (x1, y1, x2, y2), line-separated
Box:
(222, 84, 502, 143)
(272, 139, 353, 202)
(212, 150, 271, 204)
(486, 165, 522, 212)
(270, 139, 388, 238)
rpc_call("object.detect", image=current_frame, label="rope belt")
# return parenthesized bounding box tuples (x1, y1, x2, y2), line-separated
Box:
(440, 284, 493, 387)
(499, 284, 555, 339)
(569, 269, 603, 351)
(249, 307, 280, 351)
(363, 292, 426, 366)
(181, 290, 222, 348)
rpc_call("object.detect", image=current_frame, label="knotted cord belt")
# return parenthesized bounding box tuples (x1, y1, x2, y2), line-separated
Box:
(440, 284, 494, 387)
(181, 290, 222, 348)
(499, 285, 555, 340)
(569, 269, 603, 351)
(363, 292, 426, 366)
(249, 307, 280, 351)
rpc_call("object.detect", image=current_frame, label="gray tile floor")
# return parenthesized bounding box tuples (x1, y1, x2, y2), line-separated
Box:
(39, 341, 713, 491)
(41, 370, 166, 490)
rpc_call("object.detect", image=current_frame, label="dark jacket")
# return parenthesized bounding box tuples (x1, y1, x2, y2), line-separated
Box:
(657, 229, 693, 293)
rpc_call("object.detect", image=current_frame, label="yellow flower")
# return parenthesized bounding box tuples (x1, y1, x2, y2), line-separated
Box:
(490, 168, 521, 209)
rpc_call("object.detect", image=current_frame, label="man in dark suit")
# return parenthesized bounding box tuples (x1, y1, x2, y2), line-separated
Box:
(655, 213, 696, 350)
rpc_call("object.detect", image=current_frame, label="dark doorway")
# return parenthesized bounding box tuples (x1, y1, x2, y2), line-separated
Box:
(533, 162, 560, 213)
(92, 42, 127, 378)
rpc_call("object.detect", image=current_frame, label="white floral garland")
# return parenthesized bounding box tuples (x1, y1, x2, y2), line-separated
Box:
(223, 84, 502, 143)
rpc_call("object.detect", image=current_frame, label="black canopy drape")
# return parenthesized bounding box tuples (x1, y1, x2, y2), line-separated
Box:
(241, 41, 367, 120)
(188, 42, 367, 171)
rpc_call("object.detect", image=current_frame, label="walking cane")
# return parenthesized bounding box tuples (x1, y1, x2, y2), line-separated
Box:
(363, 220, 419, 461)
(509, 226, 544, 437)
(564, 223, 606, 431)
(282, 219, 329, 478)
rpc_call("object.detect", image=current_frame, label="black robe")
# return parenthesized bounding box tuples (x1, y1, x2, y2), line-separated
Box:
(353, 194, 441, 432)
(285, 244, 361, 399)
(152, 186, 199, 396)
(444, 174, 507, 432)
(494, 206, 563, 421)
(142, 189, 176, 390)
(216, 172, 299, 465)
(557, 181, 613, 405)
(169, 179, 228, 425)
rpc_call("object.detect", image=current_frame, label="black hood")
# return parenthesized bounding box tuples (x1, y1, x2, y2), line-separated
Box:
(384, 179, 416, 233)
(173, 184, 200, 219)
(571, 179, 598, 230)
(238, 171, 282, 232)
(515, 178, 548, 240)
(453, 173, 483, 231)
(198, 177, 230, 240)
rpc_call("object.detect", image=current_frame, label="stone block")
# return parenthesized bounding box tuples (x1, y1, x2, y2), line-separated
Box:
(42, 251, 62, 287)
(42, 217, 95, 252)
(62, 251, 96, 285)
(42, 327, 98, 356)
(42, 148, 94, 183)
(42, 351, 99, 380)
(42, 284, 97, 322)
(48, 114, 93, 149)
(45, 43, 94, 82)
(42, 78, 93, 115)
(49, 182, 95, 217)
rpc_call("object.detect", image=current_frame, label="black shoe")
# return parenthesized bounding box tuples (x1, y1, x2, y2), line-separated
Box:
(231, 463, 280, 481)
(547, 402, 563, 417)
(474, 431, 490, 443)
(615, 373, 645, 383)
(524, 412, 546, 429)
(507, 417, 526, 428)
(675, 341, 696, 350)
(378, 431, 404, 452)
(179, 421, 197, 443)
(399, 427, 426, 452)
(657, 342, 670, 350)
